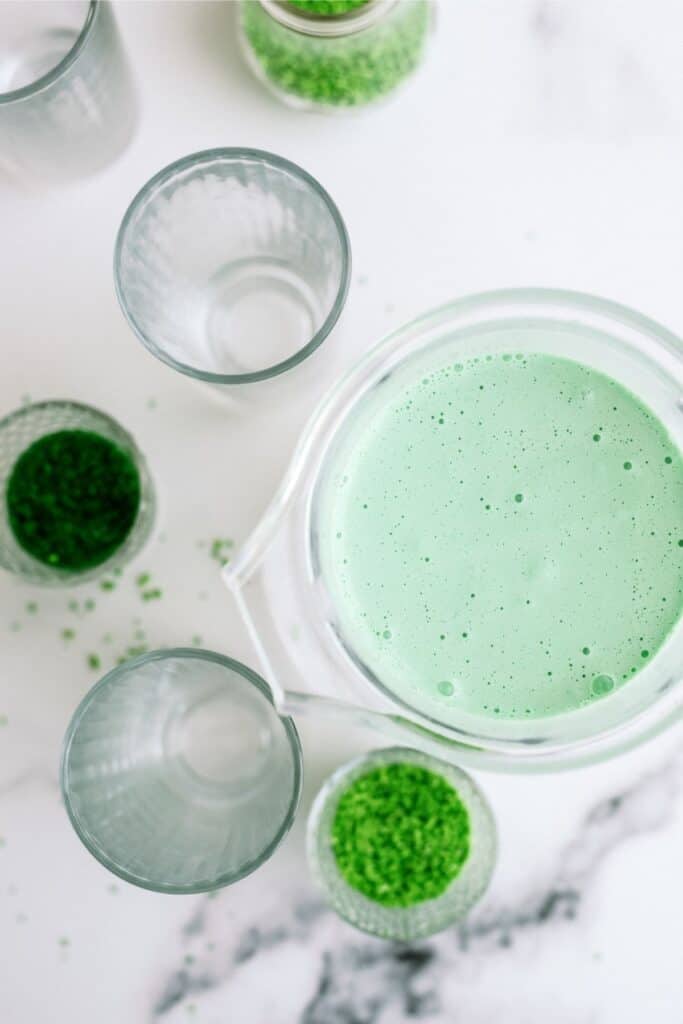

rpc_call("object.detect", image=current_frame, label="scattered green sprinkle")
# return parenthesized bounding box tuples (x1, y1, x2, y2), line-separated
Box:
(331, 761, 470, 907)
(87, 653, 101, 671)
(191, 634, 202, 647)
(136, 572, 150, 587)
(209, 538, 234, 566)
(83, 598, 95, 612)
(142, 588, 162, 602)
(100, 579, 115, 592)
(288, 0, 369, 13)
(61, 628, 76, 642)
(25, 601, 38, 614)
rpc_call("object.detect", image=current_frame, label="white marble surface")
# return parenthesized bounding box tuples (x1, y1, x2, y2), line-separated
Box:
(1, 2, 682, 1021)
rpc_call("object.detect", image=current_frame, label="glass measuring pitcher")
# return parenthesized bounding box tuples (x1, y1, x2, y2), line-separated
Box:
(223, 289, 683, 772)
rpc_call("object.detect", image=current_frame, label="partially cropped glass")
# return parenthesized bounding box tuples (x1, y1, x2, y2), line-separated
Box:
(0, 400, 154, 585)
(0, 1, 137, 184)
(114, 148, 351, 396)
(61, 649, 303, 893)
(307, 747, 497, 940)
(238, 0, 433, 112)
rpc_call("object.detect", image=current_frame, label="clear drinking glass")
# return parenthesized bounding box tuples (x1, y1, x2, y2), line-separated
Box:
(0, 400, 155, 585)
(0, 1, 137, 184)
(307, 747, 497, 940)
(61, 649, 303, 893)
(114, 148, 351, 393)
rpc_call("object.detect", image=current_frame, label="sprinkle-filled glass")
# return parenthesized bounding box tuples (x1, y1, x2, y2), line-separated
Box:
(307, 747, 497, 940)
(0, 400, 155, 585)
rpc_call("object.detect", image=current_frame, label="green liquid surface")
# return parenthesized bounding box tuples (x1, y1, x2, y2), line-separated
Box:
(317, 353, 683, 720)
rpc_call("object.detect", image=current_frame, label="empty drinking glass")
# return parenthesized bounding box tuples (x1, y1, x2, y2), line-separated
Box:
(0, 1, 138, 183)
(114, 148, 351, 393)
(61, 649, 303, 892)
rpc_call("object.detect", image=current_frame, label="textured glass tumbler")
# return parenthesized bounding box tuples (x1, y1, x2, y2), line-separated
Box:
(307, 747, 497, 940)
(114, 148, 351, 388)
(0, 400, 155, 585)
(0, 1, 137, 183)
(61, 650, 303, 893)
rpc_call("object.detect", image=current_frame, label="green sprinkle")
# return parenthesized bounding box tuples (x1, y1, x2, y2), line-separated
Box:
(0, 714, 8, 727)
(68, 599, 79, 613)
(83, 598, 95, 612)
(209, 538, 234, 566)
(331, 761, 470, 907)
(242, 0, 430, 109)
(100, 579, 115, 592)
(61, 628, 76, 642)
(142, 588, 162, 602)
(25, 601, 38, 614)
(136, 572, 150, 587)
(87, 653, 101, 671)
(191, 634, 202, 647)
(58, 936, 70, 948)
(6, 430, 141, 572)
(289, 0, 368, 13)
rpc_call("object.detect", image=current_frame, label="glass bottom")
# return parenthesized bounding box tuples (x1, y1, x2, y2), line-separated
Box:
(204, 257, 322, 375)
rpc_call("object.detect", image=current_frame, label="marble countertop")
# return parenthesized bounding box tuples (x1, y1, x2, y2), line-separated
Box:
(1, 2, 682, 1021)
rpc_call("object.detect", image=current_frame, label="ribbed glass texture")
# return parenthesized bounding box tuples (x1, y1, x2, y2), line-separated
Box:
(61, 650, 303, 893)
(0, 2, 137, 182)
(115, 149, 350, 385)
(307, 747, 497, 940)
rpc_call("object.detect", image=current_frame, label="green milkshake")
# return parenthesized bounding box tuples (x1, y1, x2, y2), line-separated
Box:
(315, 352, 683, 721)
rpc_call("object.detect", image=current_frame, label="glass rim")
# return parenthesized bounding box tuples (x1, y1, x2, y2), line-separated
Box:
(113, 147, 352, 385)
(0, 0, 98, 105)
(60, 647, 304, 894)
(259, 0, 398, 38)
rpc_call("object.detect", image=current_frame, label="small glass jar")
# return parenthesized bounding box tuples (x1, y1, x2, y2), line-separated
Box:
(238, 0, 433, 112)
(0, 400, 155, 585)
(307, 747, 497, 940)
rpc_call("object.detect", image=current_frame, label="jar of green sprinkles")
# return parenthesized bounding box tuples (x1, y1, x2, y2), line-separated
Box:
(0, 401, 155, 585)
(238, 0, 433, 112)
(307, 747, 497, 940)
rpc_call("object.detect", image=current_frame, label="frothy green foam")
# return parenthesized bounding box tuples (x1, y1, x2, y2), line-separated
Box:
(316, 353, 683, 720)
